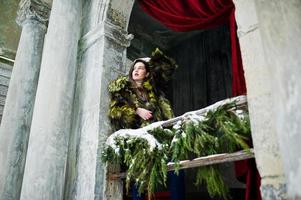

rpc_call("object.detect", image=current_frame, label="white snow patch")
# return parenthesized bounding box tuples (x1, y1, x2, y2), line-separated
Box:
(106, 127, 162, 152)
(173, 120, 182, 130)
(171, 137, 178, 144)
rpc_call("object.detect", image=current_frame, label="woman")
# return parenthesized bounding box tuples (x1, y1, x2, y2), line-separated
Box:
(108, 58, 174, 131)
(108, 49, 184, 200)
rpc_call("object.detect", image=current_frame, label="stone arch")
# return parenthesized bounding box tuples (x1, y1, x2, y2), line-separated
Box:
(75, 0, 289, 199)
(2, 0, 297, 199)
(84, 1, 274, 199)
(98, 0, 237, 199)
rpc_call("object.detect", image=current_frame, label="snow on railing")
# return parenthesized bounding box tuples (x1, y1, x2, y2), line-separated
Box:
(107, 95, 253, 180)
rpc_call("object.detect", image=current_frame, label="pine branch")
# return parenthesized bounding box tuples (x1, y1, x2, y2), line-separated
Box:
(102, 95, 251, 199)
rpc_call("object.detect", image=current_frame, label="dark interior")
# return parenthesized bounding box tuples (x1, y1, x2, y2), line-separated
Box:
(126, 1, 245, 199)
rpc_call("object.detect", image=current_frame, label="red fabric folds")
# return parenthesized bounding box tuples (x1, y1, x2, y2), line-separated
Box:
(138, 0, 246, 96)
(235, 159, 262, 200)
(138, 0, 233, 31)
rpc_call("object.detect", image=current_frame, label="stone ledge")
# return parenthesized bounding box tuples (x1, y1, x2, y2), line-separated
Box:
(79, 21, 134, 55)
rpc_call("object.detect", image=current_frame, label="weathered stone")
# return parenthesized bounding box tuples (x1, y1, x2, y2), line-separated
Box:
(63, 1, 134, 199)
(17, 0, 50, 26)
(235, 0, 301, 199)
(0, 63, 11, 124)
(2, 0, 300, 200)
(261, 183, 288, 200)
(107, 0, 134, 29)
(234, 0, 287, 199)
(0, 0, 21, 60)
(253, 0, 301, 199)
(0, 64, 12, 114)
(19, 0, 82, 199)
(0, 1, 49, 199)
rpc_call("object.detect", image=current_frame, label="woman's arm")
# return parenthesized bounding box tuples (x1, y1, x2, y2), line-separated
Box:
(136, 107, 153, 120)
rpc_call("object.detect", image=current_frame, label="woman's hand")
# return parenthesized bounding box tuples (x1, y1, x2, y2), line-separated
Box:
(136, 108, 153, 120)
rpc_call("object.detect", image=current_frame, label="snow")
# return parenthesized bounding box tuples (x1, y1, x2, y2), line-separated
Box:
(106, 95, 248, 155)
(106, 127, 162, 152)
(234, 109, 246, 120)
(171, 137, 178, 144)
(173, 120, 182, 130)
(183, 111, 206, 124)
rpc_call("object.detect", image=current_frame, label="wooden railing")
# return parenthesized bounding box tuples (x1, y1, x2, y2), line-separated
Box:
(109, 149, 254, 180)
(107, 95, 253, 180)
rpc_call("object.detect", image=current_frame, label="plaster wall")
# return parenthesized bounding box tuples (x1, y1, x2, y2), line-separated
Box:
(234, 0, 287, 199)
(253, 0, 301, 199)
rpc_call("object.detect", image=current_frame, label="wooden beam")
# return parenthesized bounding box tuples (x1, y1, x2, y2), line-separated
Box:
(108, 148, 254, 180)
(167, 149, 254, 171)
(149, 95, 247, 129)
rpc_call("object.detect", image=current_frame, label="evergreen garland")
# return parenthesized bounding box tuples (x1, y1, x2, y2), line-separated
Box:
(195, 165, 229, 199)
(102, 101, 251, 199)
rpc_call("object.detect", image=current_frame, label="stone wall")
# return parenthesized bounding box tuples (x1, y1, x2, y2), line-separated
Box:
(235, 0, 301, 199)
(0, 62, 12, 123)
(63, 0, 134, 199)
(1, 0, 300, 199)
(253, 0, 301, 199)
(0, 0, 20, 60)
(234, 0, 287, 199)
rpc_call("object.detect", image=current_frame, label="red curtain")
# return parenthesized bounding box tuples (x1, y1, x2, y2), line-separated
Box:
(138, 0, 246, 96)
(138, 1, 260, 200)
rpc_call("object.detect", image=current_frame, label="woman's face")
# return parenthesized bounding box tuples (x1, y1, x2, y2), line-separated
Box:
(132, 62, 148, 82)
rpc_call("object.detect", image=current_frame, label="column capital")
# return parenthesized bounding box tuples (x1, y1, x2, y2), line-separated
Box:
(104, 21, 134, 47)
(79, 21, 134, 55)
(16, 0, 51, 27)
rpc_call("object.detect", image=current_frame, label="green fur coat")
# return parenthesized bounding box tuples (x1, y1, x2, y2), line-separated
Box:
(108, 48, 177, 131)
(108, 76, 174, 131)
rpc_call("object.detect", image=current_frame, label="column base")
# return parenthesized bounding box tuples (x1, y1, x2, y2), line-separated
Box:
(261, 183, 287, 200)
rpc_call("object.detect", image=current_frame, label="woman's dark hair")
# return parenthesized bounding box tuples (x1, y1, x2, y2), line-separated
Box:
(128, 59, 151, 101)
(128, 59, 150, 83)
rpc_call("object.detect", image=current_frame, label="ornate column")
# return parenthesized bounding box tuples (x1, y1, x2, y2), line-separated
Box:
(234, 0, 287, 199)
(63, 1, 134, 199)
(19, 0, 82, 199)
(0, 1, 50, 200)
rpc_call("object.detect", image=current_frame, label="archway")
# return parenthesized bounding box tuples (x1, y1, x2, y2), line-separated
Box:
(94, 1, 281, 200)
(124, 1, 245, 199)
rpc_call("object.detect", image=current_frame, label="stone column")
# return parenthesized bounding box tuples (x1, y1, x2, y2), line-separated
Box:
(0, 1, 50, 200)
(234, 0, 287, 199)
(63, 1, 134, 199)
(19, 0, 82, 199)
(253, 1, 301, 199)
(64, 21, 133, 200)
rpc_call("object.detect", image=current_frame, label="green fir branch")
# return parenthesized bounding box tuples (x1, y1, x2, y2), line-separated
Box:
(195, 166, 230, 200)
(102, 102, 251, 199)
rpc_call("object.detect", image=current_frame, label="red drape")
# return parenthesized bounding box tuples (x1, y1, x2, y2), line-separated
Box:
(138, 1, 260, 200)
(138, 0, 246, 96)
